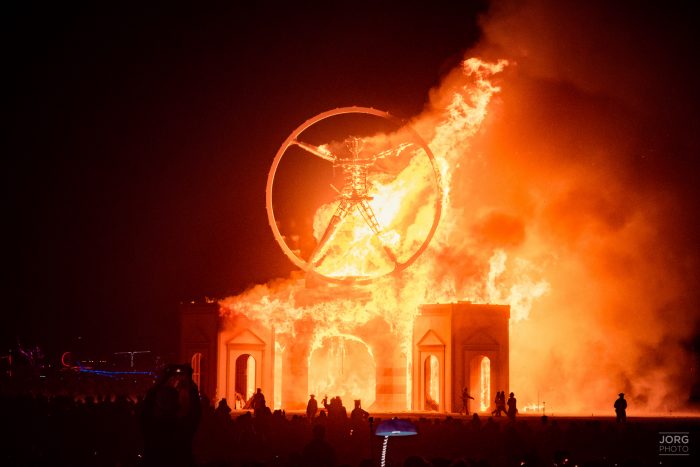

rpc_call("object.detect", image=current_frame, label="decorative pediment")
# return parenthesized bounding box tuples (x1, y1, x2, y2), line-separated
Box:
(228, 329, 266, 346)
(417, 329, 445, 347)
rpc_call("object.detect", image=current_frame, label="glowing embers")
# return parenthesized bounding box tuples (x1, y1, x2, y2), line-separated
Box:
(308, 335, 376, 408)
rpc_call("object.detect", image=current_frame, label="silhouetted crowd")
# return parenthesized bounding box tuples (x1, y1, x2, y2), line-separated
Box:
(1, 375, 697, 466)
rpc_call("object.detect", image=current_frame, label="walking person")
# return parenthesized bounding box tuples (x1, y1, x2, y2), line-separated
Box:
(460, 387, 475, 415)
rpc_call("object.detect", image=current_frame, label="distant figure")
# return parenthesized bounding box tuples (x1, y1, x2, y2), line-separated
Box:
(350, 399, 369, 439)
(323, 395, 348, 420)
(302, 424, 336, 467)
(140, 364, 201, 467)
(251, 388, 268, 416)
(614, 393, 627, 422)
(307, 394, 318, 420)
(350, 399, 369, 422)
(507, 392, 518, 420)
(499, 391, 507, 414)
(461, 387, 475, 415)
(215, 398, 232, 418)
(252, 387, 265, 408)
(492, 391, 505, 416)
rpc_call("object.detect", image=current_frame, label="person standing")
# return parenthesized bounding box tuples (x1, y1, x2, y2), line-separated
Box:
(614, 393, 627, 422)
(307, 394, 318, 420)
(506, 392, 518, 421)
(215, 398, 232, 418)
(350, 399, 369, 422)
(251, 388, 269, 416)
(491, 391, 504, 416)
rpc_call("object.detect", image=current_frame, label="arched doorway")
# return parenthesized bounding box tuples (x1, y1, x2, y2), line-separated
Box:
(424, 354, 440, 411)
(308, 335, 376, 408)
(191, 352, 202, 389)
(469, 355, 491, 412)
(235, 354, 256, 403)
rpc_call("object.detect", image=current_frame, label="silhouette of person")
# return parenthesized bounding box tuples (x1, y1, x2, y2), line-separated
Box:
(215, 398, 231, 418)
(495, 391, 507, 416)
(471, 412, 481, 429)
(140, 364, 201, 467)
(251, 387, 268, 416)
(350, 399, 369, 422)
(507, 392, 518, 420)
(614, 392, 627, 422)
(323, 395, 347, 420)
(491, 391, 502, 416)
(307, 394, 318, 420)
(302, 424, 336, 466)
(460, 387, 475, 415)
(350, 399, 369, 440)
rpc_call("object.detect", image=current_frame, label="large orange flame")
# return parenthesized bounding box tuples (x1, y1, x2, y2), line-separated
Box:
(221, 57, 551, 410)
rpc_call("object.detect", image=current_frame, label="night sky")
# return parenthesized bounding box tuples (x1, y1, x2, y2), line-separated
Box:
(6, 3, 487, 358)
(7, 1, 700, 373)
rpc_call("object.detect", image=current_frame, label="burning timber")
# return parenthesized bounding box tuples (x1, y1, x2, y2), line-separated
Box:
(180, 299, 508, 413)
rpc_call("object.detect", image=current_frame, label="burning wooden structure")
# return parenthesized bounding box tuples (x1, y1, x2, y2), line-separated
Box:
(179, 61, 522, 413)
(180, 300, 508, 412)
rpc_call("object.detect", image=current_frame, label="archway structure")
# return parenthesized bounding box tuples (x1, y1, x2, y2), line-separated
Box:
(180, 301, 509, 413)
(412, 302, 509, 412)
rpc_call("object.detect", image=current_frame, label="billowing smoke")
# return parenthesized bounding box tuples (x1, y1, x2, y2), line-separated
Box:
(450, 0, 700, 413)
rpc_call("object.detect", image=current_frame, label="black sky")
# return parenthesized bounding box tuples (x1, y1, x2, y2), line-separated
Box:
(6, 3, 488, 358)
